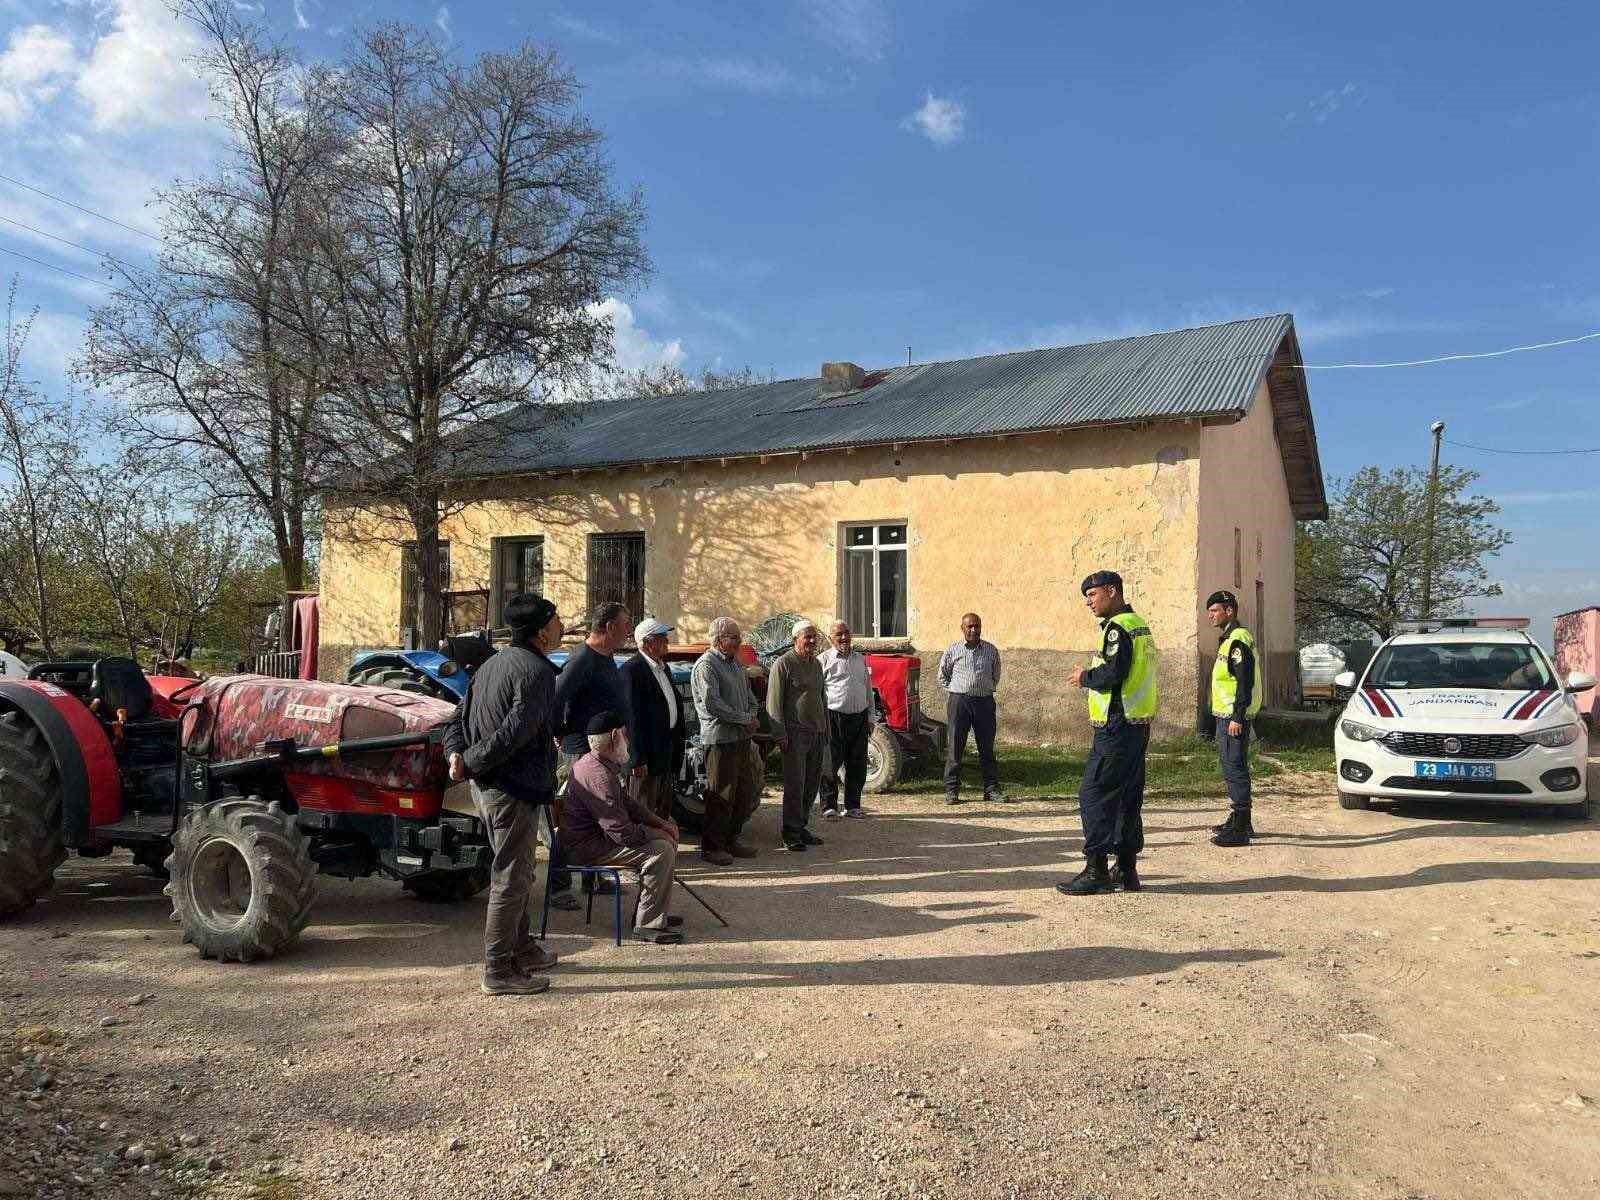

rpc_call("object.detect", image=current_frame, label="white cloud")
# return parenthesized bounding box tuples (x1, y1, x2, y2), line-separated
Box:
(76, 0, 211, 131)
(800, 0, 889, 62)
(292, 0, 312, 31)
(1495, 488, 1600, 505)
(593, 297, 684, 373)
(653, 56, 829, 97)
(1283, 81, 1365, 127)
(0, 24, 79, 127)
(903, 92, 965, 145)
(435, 5, 452, 39)
(551, 13, 618, 44)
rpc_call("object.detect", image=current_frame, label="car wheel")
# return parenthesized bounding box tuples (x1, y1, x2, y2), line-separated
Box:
(862, 724, 904, 794)
(1337, 790, 1370, 811)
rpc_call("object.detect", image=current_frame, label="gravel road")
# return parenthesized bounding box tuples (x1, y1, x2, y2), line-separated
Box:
(3, 770, 1597, 1200)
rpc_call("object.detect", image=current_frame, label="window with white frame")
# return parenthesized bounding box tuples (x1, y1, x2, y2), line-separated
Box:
(841, 522, 908, 637)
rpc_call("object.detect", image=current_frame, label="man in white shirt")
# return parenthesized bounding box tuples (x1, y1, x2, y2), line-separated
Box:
(817, 620, 873, 818)
(621, 618, 687, 822)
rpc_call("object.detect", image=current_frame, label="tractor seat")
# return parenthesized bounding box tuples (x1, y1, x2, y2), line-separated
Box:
(90, 656, 154, 723)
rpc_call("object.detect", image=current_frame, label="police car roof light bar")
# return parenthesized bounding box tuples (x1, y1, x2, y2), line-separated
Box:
(1393, 617, 1531, 634)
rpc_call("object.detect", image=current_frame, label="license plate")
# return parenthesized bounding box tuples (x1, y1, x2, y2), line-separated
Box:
(1414, 761, 1496, 780)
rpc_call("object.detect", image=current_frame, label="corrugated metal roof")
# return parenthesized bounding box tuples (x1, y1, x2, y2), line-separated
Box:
(459, 313, 1315, 489)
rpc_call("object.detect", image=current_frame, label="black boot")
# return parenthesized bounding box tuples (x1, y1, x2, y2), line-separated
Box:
(1211, 810, 1253, 847)
(1109, 853, 1141, 891)
(1210, 811, 1237, 836)
(1057, 855, 1114, 896)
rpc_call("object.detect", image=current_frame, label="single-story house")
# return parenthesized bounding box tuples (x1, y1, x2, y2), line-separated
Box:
(318, 312, 1327, 743)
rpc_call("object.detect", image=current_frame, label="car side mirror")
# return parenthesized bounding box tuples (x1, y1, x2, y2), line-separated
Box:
(1567, 671, 1596, 694)
(1333, 671, 1357, 690)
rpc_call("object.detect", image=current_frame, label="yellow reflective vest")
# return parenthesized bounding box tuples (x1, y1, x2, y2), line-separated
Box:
(1210, 625, 1262, 719)
(1086, 609, 1158, 725)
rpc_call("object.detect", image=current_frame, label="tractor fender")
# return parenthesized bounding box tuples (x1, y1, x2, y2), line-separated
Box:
(0, 680, 121, 845)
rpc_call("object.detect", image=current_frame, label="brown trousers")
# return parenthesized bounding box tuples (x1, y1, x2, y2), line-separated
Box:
(703, 736, 761, 851)
(636, 771, 675, 821)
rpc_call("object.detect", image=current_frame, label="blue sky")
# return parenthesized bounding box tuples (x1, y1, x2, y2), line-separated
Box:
(1, 0, 1597, 638)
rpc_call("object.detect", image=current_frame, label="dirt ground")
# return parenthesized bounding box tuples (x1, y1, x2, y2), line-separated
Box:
(3, 765, 1598, 1200)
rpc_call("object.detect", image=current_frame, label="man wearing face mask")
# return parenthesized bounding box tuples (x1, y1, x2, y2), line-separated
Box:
(559, 710, 685, 945)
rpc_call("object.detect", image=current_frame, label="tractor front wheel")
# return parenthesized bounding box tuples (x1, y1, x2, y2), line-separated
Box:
(0, 710, 66, 919)
(165, 797, 317, 963)
(862, 724, 904, 794)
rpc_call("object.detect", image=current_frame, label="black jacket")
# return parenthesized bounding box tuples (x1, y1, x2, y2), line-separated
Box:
(441, 645, 557, 804)
(621, 652, 686, 778)
(553, 643, 630, 755)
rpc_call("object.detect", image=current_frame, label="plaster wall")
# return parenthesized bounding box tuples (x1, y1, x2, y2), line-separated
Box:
(320, 424, 1210, 742)
(1197, 381, 1299, 718)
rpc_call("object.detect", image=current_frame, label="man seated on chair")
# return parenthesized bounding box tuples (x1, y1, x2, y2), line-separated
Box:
(559, 710, 686, 945)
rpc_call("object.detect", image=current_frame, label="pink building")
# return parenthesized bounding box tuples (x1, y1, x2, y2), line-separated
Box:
(1554, 606, 1599, 722)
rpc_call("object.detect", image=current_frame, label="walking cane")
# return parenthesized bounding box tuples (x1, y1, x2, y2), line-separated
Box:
(674, 877, 730, 927)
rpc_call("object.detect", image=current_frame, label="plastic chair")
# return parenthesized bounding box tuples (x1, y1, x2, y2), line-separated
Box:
(538, 805, 639, 947)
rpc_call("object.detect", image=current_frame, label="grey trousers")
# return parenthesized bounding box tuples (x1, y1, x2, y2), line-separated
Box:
(582, 835, 678, 930)
(469, 781, 541, 971)
(781, 723, 825, 843)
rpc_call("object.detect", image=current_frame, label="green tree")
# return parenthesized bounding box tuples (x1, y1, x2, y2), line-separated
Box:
(1296, 464, 1512, 642)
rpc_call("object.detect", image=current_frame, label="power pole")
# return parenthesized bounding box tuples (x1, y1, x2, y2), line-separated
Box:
(1420, 421, 1445, 618)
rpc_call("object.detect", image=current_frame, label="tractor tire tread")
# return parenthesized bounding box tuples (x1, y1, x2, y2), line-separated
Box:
(0, 710, 66, 919)
(165, 795, 317, 963)
(862, 722, 905, 794)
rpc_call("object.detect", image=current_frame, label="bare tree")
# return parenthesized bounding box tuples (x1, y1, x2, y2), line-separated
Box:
(594, 362, 775, 400)
(310, 26, 648, 642)
(79, 0, 333, 592)
(0, 280, 82, 657)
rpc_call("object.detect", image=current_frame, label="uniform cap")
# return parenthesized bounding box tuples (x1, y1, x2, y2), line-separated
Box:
(1081, 570, 1123, 595)
(1206, 590, 1239, 609)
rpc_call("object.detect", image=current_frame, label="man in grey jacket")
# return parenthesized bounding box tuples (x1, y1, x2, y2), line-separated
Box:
(690, 616, 762, 866)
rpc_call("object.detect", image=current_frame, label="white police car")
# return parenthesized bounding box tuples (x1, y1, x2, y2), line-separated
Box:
(1333, 619, 1594, 816)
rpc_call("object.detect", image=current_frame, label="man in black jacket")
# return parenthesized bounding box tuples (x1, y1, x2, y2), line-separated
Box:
(622, 618, 686, 821)
(443, 594, 563, 997)
(548, 601, 634, 906)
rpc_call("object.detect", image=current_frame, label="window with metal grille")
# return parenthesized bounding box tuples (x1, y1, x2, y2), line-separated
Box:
(400, 541, 450, 638)
(489, 536, 544, 625)
(842, 522, 908, 638)
(587, 532, 645, 624)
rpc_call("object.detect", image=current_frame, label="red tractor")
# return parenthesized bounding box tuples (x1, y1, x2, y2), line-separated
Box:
(0, 657, 486, 961)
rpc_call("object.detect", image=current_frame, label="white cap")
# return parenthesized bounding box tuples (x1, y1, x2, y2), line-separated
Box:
(636, 618, 674, 641)
(791, 618, 817, 638)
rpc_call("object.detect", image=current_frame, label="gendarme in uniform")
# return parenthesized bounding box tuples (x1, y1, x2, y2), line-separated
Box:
(1206, 589, 1260, 847)
(1060, 569, 1158, 896)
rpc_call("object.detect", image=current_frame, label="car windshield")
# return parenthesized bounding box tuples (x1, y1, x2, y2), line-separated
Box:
(1365, 641, 1554, 690)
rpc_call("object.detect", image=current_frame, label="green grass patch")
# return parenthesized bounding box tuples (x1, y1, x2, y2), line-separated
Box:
(903, 718, 1334, 800)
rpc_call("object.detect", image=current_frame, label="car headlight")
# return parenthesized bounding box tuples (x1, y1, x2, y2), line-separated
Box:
(1339, 719, 1383, 742)
(1521, 724, 1580, 748)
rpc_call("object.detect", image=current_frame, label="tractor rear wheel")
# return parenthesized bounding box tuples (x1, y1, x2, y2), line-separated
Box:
(862, 723, 904, 794)
(165, 797, 317, 963)
(0, 710, 66, 919)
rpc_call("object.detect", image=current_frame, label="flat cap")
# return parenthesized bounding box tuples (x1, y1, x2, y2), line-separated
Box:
(1081, 570, 1123, 595)
(586, 710, 626, 735)
(635, 617, 674, 641)
(1206, 589, 1239, 609)
(505, 593, 558, 632)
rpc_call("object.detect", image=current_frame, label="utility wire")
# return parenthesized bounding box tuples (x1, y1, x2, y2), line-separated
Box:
(0, 246, 109, 287)
(1444, 437, 1600, 455)
(0, 214, 139, 274)
(1301, 328, 1600, 369)
(0, 171, 162, 244)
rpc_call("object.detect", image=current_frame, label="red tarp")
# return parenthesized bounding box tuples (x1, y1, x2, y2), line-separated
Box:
(291, 595, 320, 681)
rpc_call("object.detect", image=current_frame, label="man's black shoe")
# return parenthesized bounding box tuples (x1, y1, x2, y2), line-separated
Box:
(1210, 812, 1236, 835)
(784, 840, 809, 852)
(1212, 825, 1252, 847)
(1110, 855, 1141, 891)
(945, 794, 964, 806)
(802, 830, 825, 846)
(1056, 858, 1114, 896)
